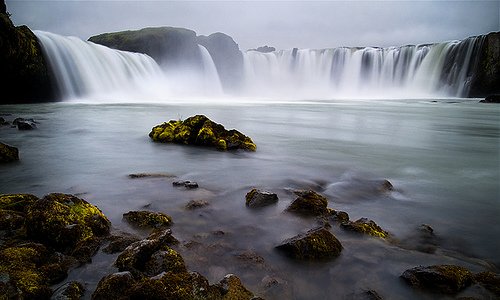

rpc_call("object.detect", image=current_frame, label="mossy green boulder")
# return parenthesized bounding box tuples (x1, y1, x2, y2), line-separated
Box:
(149, 115, 256, 151)
(0, 142, 19, 163)
(285, 190, 329, 216)
(25, 193, 111, 252)
(276, 227, 343, 260)
(123, 210, 173, 229)
(340, 217, 389, 239)
(400, 264, 473, 294)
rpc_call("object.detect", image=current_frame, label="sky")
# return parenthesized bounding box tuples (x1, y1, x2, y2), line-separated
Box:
(6, 0, 500, 51)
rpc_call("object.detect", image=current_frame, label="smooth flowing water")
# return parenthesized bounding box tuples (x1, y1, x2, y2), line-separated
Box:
(1, 99, 498, 299)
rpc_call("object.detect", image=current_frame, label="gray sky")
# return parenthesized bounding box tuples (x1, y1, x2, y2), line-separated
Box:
(6, 0, 500, 50)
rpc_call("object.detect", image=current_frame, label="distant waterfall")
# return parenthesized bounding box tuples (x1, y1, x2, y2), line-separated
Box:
(197, 45, 223, 95)
(243, 36, 483, 98)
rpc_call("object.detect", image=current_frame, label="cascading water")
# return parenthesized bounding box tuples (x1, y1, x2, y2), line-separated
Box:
(35, 31, 164, 100)
(36, 30, 484, 101)
(243, 36, 483, 99)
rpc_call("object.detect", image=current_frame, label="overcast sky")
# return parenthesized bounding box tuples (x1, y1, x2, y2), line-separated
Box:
(6, 0, 500, 50)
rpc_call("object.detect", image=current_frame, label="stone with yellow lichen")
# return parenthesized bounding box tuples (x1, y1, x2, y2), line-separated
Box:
(149, 115, 256, 151)
(401, 264, 473, 294)
(276, 227, 343, 260)
(340, 217, 389, 239)
(285, 190, 329, 216)
(25, 193, 111, 252)
(122, 210, 172, 229)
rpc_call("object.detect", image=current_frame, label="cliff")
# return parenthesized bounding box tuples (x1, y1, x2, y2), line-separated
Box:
(0, 1, 56, 104)
(469, 31, 500, 97)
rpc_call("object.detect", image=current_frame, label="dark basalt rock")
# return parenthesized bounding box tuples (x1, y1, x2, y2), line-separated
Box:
(285, 190, 329, 216)
(115, 228, 183, 277)
(469, 32, 500, 97)
(103, 232, 141, 254)
(217, 273, 254, 299)
(92, 271, 135, 300)
(245, 188, 278, 208)
(0, 142, 19, 162)
(400, 264, 473, 294)
(52, 281, 85, 300)
(0, 3, 57, 104)
(473, 271, 500, 297)
(123, 210, 172, 229)
(128, 173, 175, 179)
(25, 193, 111, 253)
(341, 217, 389, 239)
(149, 114, 256, 151)
(276, 227, 342, 260)
(17, 120, 37, 130)
(479, 94, 500, 103)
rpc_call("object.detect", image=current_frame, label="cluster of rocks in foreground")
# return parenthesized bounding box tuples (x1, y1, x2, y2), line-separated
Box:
(0, 193, 257, 299)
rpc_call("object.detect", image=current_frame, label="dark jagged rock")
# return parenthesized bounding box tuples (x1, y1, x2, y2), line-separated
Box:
(249, 45, 276, 53)
(400, 264, 473, 294)
(341, 217, 389, 239)
(245, 188, 278, 208)
(0, 242, 69, 299)
(0, 117, 8, 125)
(173, 180, 199, 189)
(25, 193, 111, 253)
(123, 210, 172, 229)
(89, 27, 203, 70)
(149, 114, 256, 151)
(197, 32, 244, 92)
(103, 232, 141, 254)
(52, 281, 85, 300)
(479, 94, 500, 103)
(217, 273, 254, 299)
(469, 32, 500, 97)
(329, 209, 350, 224)
(473, 271, 500, 297)
(0, 3, 57, 104)
(276, 227, 342, 260)
(185, 199, 210, 210)
(92, 271, 135, 300)
(17, 119, 37, 130)
(70, 236, 101, 263)
(115, 228, 182, 277)
(285, 190, 329, 216)
(0, 142, 19, 162)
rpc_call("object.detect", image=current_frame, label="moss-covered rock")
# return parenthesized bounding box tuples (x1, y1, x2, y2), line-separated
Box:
(0, 193, 38, 212)
(341, 217, 389, 239)
(123, 210, 172, 229)
(473, 271, 500, 297)
(479, 94, 500, 103)
(103, 232, 141, 254)
(52, 281, 85, 300)
(285, 190, 329, 216)
(115, 228, 183, 277)
(245, 188, 278, 208)
(88, 27, 203, 70)
(217, 274, 254, 300)
(0, 4, 57, 104)
(149, 115, 256, 151)
(276, 227, 343, 260)
(92, 271, 135, 300)
(0, 242, 70, 299)
(400, 264, 473, 294)
(0, 142, 19, 162)
(25, 193, 111, 252)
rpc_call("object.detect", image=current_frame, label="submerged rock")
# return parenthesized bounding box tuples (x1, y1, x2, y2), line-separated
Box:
(173, 180, 199, 189)
(92, 271, 135, 300)
(479, 94, 500, 103)
(394, 224, 439, 253)
(0, 142, 19, 162)
(341, 218, 389, 239)
(16, 119, 36, 130)
(276, 227, 342, 260)
(25, 193, 111, 252)
(185, 199, 210, 210)
(123, 210, 172, 229)
(400, 264, 473, 294)
(285, 190, 329, 216)
(149, 114, 256, 151)
(245, 188, 278, 208)
(473, 271, 500, 297)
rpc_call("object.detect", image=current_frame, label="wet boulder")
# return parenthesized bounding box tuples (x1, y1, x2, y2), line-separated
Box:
(400, 264, 473, 294)
(217, 273, 254, 299)
(0, 142, 19, 162)
(285, 190, 329, 216)
(16, 119, 36, 130)
(149, 114, 256, 151)
(341, 217, 389, 239)
(185, 199, 210, 210)
(25, 193, 111, 253)
(92, 271, 135, 300)
(0, 242, 70, 299)
(479, 95, 500, 103)
(245, 188, 278, 208)
(276, 227, 343, 260)
(115, 228, 183, 277)
(51, 281, 85, 300)
(103, 232, 141, 254)
(173, 180, 199, 189)
(123, 210, 172, 229)
(473, 271, 500, 297)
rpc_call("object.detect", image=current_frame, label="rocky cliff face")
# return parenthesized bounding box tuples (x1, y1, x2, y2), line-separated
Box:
(469, 32, 500, 97)
(197, 32, 244, 93)
(0, 2, 56, 104)
(88, 27, 203, 70)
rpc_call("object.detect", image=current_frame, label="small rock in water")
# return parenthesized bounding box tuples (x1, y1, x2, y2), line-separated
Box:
(128, 173, 175, 179)
(341, 217, 389, 239)
(0, 142, 19, 163)
(0, 117, 9, 126)
(122, 210, 173, 228)
(245, 188, 278, 208)
(285, 190, 329, 216)
(185, 199, 209, 210)
(276, 226, 343, 260)
(400, 264, 473, 294)
(173, 180, 199, 189)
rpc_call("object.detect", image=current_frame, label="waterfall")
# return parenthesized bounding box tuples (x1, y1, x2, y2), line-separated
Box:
(35, 31, 163, 100)
(36, 30, 484, 101)
(243, 37, 483, 98)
